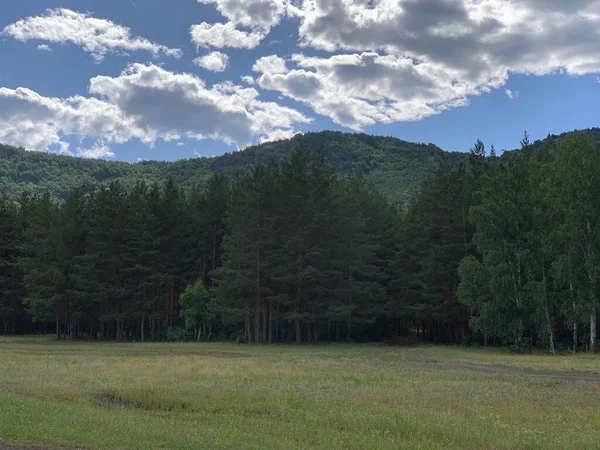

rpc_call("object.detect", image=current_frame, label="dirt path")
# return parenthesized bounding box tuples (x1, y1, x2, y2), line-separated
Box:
(0, 445, 83, 450)
(416, 362, 600, 383)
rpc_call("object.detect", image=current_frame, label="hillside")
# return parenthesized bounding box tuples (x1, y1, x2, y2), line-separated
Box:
(0, 131, 467, 205)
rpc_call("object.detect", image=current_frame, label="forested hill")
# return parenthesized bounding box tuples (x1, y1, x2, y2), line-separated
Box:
(504, 127, 600, 154)
(0, 131, 466, 205)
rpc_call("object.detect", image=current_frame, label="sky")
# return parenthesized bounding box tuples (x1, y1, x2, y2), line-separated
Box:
(1, 0, 600, 162)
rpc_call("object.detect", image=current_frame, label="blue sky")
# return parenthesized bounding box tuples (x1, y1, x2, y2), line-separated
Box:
(1, 0, 599, 162)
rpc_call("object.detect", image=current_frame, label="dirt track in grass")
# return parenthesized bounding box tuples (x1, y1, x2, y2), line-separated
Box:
(417, 361, 600, 383)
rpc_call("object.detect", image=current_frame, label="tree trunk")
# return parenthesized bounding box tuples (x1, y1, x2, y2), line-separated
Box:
(245, 313, 251, 344)
(254, 296, 260, 345)
(590, 306, 597, 354)
(141, 314, 145, 342)
(542, 265, 555, 355)
(262, 304, 267, 345)
(570, 283, 577, 351)
(295, 319, 301, 344)
(347, 320, 351, 343)
(268, 299, 273, 344)
(213, 234, 217, 272)
(169, 282, 175, 329)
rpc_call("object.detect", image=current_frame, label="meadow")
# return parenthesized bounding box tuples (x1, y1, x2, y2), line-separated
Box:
(1, 337, 599, 450)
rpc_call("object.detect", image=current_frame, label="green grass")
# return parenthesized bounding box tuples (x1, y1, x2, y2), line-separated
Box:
(1, 337, 599, 449)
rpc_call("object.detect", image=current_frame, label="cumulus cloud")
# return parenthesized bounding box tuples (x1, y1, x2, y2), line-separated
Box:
(0, 86, 134, 153)
(505, 89, 519, 100)
(8, 0, 600, 145)
(254, 52, 488, 129)
(244, 0, 600, 128)
(192, 0, 288, 49)
(190, 22, 266, 49)
(194, 51, 230, 72)
(77, 142, 115, 159)
(0, 64, 311, 153)
(253, 55, 288, 74)
(260, 129, 299, 143)
(198, 0, 286, 28)
(36, 44, 52, 52)
(2, 8, 182, 61)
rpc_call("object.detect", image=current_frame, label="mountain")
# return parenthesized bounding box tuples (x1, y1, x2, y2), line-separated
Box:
(4, 128, 597, 205)
(0, 131, 468, 205)
(505, 127, 600, 154)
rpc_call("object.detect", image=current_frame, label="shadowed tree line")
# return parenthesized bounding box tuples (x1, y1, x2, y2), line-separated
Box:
(1, 135, 599, 351)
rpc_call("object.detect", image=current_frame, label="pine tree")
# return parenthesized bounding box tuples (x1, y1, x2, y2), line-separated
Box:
(0, 194, 27, 334)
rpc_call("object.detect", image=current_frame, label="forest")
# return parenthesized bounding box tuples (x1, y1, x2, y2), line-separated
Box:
(1, 131, 600, 353)
(0, 131, 465, 205)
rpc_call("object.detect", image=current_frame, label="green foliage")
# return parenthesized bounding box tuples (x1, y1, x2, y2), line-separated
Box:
(458, 132, 600, 353)
(4, 128, 600, 352)
(179, 280, 214, 341)
(0, 132, 466, 206)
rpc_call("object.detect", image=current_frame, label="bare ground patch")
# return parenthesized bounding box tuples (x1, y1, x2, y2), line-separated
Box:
(0, 445, 84, 450)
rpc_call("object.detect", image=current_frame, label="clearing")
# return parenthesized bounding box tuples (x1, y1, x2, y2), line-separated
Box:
(1, 337, 599, 450)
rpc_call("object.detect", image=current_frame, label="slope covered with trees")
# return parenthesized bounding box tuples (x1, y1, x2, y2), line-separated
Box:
(0, 131, 464, 205)
(2, 129, 600, 352)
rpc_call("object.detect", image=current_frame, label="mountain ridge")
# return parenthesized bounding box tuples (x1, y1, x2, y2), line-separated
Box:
(1, 128, 599, 204)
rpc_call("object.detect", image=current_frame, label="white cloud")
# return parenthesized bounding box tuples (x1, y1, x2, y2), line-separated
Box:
(190, 22, 266, 49)
(36, 44, 52, 52)
(242, 0, 600, 128)
(176, 142, 185, 147)
(77, 142, 115, 159)
(197, 0, 286, 28)
(0, 86, 134, 153)
(8, 0, 600, 144)
(254, 52, 487, 129)
(0, 64, 311, 153)
(260, 129, 299, 143)
(194, 51, 230, 72)
(505, 89, 519, 100)
(3, 8, 182, 62)
(253, 55, 287, 74)
(192, 0, 287, 49)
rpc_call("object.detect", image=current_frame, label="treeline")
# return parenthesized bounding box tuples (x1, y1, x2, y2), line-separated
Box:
(0, 149, 410, 343)
(1, 134, 600, 352)
(1, 132, 464, 206)
(458, 133, 600, 354)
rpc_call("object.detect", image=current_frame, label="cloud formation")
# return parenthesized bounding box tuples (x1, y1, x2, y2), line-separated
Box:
(77, 142, 115, 159)
(194, 51, 230, 72)
(3, 8, 182, 61)
(192, 0, 288, 48)
(4, 0, 600, 153)
(190, 22, 267, 49)
(198, 0, 286, 28)
(0, 64, 311, 154)
(247, 0, 600, 128)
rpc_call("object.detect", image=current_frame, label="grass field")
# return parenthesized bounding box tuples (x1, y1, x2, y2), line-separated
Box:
(1, 337, 600, 450)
